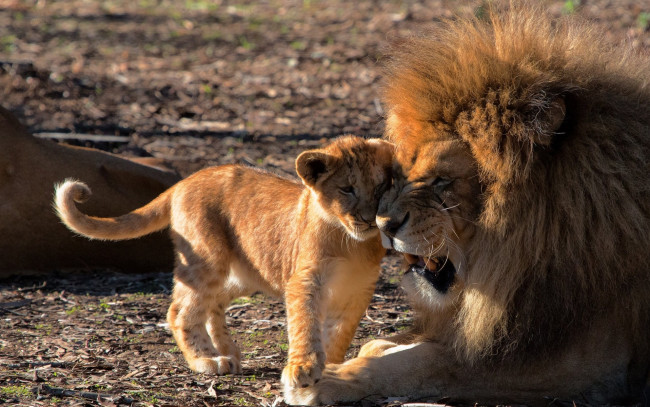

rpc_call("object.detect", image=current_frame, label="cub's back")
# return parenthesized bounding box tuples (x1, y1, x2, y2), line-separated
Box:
(172, 163, 303, 229)
(168, 164, 304, 292)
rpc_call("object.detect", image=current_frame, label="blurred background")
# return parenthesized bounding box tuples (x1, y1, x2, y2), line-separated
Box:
(1, 0, 648, 177)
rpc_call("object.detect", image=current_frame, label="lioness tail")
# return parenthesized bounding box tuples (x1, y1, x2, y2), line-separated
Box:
(53, 179, 171, 241)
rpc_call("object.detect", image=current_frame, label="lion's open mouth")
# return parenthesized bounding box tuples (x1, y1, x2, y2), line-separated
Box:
(403, 254, 456, 293)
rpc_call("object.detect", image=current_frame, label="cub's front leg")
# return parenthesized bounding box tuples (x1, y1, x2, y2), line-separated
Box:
(322, 269, 379, 364)
(281, 266, 326, 389)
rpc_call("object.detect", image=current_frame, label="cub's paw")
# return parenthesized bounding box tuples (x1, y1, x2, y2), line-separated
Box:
(283, 364, 350, 406)
(191, 356, 242, 375)
(281, 355, 324, 389)
(284, 384, 319, 406)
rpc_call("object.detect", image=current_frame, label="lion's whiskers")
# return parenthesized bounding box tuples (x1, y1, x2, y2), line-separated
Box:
(440, 203, 460, 212)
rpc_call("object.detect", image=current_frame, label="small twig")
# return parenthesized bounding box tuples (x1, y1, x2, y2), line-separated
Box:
(4, 361, 73, 368)
(364, 310, 387, 324)
(119, 369, 142, 380)
(252, 353, 280, 360)
(1, 308, 27, 316)
(58, 291, 77, 306)
(33, 132, 130, 143)
(17, 282, 47, 292)
(35, 384, 134, 405)
(226, 303, 253, 312)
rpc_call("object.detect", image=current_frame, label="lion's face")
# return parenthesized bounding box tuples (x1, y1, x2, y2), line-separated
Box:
(297, 136, 393, 241)
(378, 117, 482, 305)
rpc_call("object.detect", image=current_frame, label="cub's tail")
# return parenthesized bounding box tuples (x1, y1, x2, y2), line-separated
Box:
(53, 179, 172, 241)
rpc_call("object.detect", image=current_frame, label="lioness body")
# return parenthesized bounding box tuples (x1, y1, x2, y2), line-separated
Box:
(54, 136, 392, 387)
(287, 6, 650, 406)
(0, 106, 178, 274)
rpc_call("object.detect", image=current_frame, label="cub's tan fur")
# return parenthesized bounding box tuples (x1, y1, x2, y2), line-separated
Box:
(54, 135, 392, 388)
(286, 5, 650, 406)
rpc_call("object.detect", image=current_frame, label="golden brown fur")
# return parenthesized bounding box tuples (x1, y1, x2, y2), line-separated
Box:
(0, 106, 178, 275)
(54, 135, 392, 388)
(286, 5, 650, 406)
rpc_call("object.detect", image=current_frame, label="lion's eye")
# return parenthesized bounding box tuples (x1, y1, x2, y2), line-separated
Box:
(339, 186, 355, 195)
(432, 177, 452, 187)
(432, 177, 453, 195)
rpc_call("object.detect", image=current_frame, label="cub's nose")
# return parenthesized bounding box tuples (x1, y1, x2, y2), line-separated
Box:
(377, 212, 409, 238)
(359, 214, 377, 228)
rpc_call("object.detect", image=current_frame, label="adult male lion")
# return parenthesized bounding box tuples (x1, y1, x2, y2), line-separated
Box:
(285, 6, 650, 406)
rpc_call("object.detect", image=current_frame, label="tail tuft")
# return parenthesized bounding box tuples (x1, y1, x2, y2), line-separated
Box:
(53, 177, 170, 241)
(71, 181, 90, 203)
(55, 179, 91, 204)
(53, 179, 92, 231)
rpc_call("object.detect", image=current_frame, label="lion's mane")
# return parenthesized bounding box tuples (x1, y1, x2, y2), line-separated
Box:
(382, 5, 650, 364)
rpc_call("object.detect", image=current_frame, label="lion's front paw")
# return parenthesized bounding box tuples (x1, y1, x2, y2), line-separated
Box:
(281, 353, 325, 389)
(190, 356, 242, 375)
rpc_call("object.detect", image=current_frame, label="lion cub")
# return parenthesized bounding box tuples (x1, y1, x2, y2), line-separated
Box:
(54, 135, 392, 388)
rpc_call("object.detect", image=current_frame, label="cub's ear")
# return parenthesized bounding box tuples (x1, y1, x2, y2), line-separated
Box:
(296, 150, 336, 187)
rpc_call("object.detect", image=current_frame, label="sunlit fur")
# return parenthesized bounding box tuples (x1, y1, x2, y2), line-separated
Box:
(286, 4, 650, 406)
(53, 136, 393, 389)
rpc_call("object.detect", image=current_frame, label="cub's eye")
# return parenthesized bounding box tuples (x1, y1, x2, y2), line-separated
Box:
(339, 186, 355, 195)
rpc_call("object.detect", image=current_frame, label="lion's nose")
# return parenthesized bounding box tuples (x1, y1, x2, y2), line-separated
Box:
(377, 212, 409, 238)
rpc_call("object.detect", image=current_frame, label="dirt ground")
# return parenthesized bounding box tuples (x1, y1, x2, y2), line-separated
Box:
(0, 1, 648, 406)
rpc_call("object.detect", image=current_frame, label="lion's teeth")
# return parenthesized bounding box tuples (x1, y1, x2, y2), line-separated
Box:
(424, 257, 439, 271)
(404, 253, 419, 265)
(380, 232, 393, 249)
